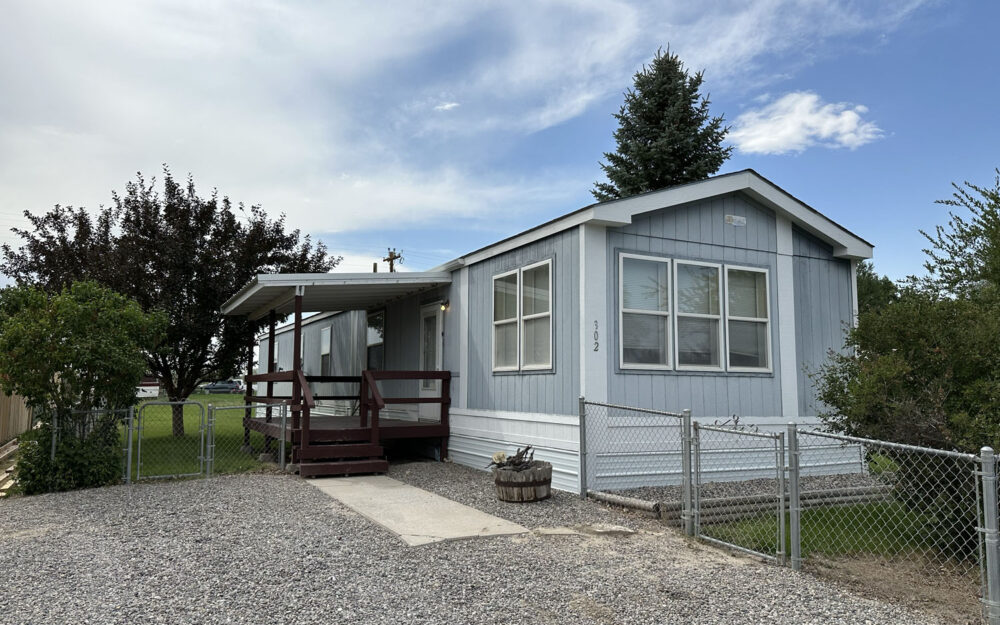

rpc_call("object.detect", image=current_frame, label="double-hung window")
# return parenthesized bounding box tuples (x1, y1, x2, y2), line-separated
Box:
(320, 327, 332, 375)
(492, 259, 552, 371)
(619, 254, 671, 368)
(674, 260, 723, 370)
(725, 267, 771, 371)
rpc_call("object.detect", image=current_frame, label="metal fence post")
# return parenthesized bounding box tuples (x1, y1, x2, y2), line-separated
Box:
(691, 421, 702, 538)
(681, 409, 693, 536)
(124, 407, 135, 484)
(776, 430, 787, 566)
(279, 403, 287, 471)
(578, 396, 588, 499)
(787, 423, 801, 571)
(206, 404, 214, 479)
(981, 447, 1000, 624)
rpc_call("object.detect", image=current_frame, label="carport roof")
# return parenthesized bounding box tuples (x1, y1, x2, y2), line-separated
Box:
(221, 272, 452, 320)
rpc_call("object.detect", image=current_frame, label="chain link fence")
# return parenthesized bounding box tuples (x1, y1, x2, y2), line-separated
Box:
(579, 398, 1000, 623)
(42, 401, 287, 485)
(692, 423, 786, 564)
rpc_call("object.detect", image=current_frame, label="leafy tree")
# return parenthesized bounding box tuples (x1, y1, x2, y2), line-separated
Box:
(922, 170, 1000, 295)
(0, 282, 165, 494)
(815, 171, 1000, 453)
(856, 261, 898, 314)
(1, 169, 338, 436)
(593, 48, 731, 202)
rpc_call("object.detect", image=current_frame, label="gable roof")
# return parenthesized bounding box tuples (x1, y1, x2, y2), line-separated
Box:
(433, 169, 872, 271)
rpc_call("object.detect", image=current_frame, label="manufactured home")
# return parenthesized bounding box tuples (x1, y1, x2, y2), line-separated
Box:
(222, 169, 872, 490)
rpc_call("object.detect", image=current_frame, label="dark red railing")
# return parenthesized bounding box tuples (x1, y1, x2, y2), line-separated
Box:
(244, 369, 451, 452)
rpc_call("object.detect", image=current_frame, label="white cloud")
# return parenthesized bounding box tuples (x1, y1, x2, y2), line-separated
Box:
(729, 91, 883, 155)
(0, 0, 928, 254)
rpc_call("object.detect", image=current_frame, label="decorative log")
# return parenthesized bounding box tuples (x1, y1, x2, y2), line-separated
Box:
(493, 460, 552, 502)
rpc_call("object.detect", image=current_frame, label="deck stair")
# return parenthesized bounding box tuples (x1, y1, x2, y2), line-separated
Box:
(295, 441, 388, 477)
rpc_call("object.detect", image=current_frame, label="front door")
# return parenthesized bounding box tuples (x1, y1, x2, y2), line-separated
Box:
(419, 303, 444, 420)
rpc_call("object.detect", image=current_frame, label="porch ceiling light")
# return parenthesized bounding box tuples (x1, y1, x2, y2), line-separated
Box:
(440, 300, 449, 311)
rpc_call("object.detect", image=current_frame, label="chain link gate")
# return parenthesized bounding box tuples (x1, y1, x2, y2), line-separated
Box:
(692, 423, 786, 563)
(134, 401, 206, 480)
(205, 403, 287, 477)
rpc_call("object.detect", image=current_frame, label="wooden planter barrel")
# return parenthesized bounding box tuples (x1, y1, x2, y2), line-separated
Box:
(493, 461, 552, 502)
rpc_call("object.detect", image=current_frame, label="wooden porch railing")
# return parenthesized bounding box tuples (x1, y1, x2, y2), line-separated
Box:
(243, 369, 451, 456)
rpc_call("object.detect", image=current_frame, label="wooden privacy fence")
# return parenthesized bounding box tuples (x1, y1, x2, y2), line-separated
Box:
(0, 393, 32, 443)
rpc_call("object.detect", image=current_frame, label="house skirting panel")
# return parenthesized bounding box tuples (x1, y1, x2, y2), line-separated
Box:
(447, 408, 580, 493)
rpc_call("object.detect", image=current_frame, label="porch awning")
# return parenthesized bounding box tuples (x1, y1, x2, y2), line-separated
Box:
(221, 272, 453, 320)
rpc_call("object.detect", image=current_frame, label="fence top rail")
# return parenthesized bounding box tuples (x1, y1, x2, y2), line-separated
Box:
(210, 402, 286, 412)
(70, 407, 132, 416)
(583, 400, 685, 419)
(797, 428, 978, 462)
(695, 422, 781, 440)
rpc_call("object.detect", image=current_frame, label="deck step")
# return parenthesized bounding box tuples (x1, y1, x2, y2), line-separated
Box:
(296, 444, 383, 461)
(299, 459, 389, 478)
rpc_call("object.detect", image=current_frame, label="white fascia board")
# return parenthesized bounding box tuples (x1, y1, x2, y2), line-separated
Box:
(742, 176, 873, 260)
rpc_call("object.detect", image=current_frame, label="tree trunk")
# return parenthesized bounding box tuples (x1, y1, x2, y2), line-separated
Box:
(172, 402, 185, 437)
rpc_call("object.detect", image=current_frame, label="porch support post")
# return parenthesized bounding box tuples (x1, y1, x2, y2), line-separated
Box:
(440, 373, 450, 460)
(265, 309, 276, 452)
(292, 287, 306, 453)
(292, 289, 303, 430)
(242, 331, 253, 449)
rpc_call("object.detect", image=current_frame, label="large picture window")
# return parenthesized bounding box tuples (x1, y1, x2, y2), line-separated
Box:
(675, 260, 722, 370)
(492, 259, 553, 372)
(619, 254, 671, 368)
(617, 253, 770, 373)
(726, 267, 771, 371)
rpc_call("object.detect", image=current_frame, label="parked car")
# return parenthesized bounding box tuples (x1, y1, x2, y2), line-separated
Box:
(202, 380, 243, 394)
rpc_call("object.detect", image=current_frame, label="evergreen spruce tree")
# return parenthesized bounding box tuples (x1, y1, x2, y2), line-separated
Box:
(593, 48, 731, 202)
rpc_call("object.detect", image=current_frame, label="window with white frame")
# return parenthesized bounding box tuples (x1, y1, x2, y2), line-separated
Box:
(618, 253, 772, 373)
(320, 327, 332, 376)
(492, 259, 553, 372)
(726, 267, 771, 370)
(674, 260, 723, 369)
(492, 270, 519, 370)
(619, 254, 671, 367)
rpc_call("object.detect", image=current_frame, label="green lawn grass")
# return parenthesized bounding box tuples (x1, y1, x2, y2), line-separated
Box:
(705, 502, 930, 559)
(126, 393, 273, 480)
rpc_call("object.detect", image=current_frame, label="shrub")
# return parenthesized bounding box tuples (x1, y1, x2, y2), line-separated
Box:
(14, 418, 123, 495)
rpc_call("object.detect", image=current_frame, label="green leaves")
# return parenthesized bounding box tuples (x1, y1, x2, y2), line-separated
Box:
(0, 168, 338, 407)
(593, 48, 731, 202)
(0, 281, 165, 418)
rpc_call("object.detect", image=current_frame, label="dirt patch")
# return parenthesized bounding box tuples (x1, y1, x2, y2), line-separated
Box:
(805, 555, 981, 625)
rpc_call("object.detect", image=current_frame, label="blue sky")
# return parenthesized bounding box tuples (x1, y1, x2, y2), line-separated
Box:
(0, 1, 996, 280)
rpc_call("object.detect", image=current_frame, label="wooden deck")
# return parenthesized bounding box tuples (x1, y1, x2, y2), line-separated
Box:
(246, 413, 448, 444)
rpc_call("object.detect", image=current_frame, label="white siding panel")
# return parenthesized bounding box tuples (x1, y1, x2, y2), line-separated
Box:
(448, 408, 580, 492)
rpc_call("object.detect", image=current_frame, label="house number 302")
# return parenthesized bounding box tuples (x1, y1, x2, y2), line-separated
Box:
(593, 321, 600, 352)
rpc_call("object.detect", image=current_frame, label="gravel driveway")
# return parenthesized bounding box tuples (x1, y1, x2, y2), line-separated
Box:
(0, 461, 949, 625)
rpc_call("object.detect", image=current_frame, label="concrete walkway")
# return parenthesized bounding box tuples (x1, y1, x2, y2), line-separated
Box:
(307, 475, 528, 546)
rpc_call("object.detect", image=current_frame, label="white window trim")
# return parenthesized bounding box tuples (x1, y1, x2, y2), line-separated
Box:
(520, 259, 553, 371)
(491, 260, 554, 373)
(673, 259, 724, 372)
(724, 264, 773, 373)
(491, 268, 520, 372)
(618, 252, 672, 370)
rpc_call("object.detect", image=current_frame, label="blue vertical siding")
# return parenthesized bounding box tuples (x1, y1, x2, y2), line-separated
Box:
(605, 193, 784, 418)
(466, 228, 580, 415)
(792, 227, 853, 416)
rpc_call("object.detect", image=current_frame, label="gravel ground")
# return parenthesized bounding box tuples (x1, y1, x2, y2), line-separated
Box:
(0, 463, 951, 625)
(614, 472, 888, 504)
